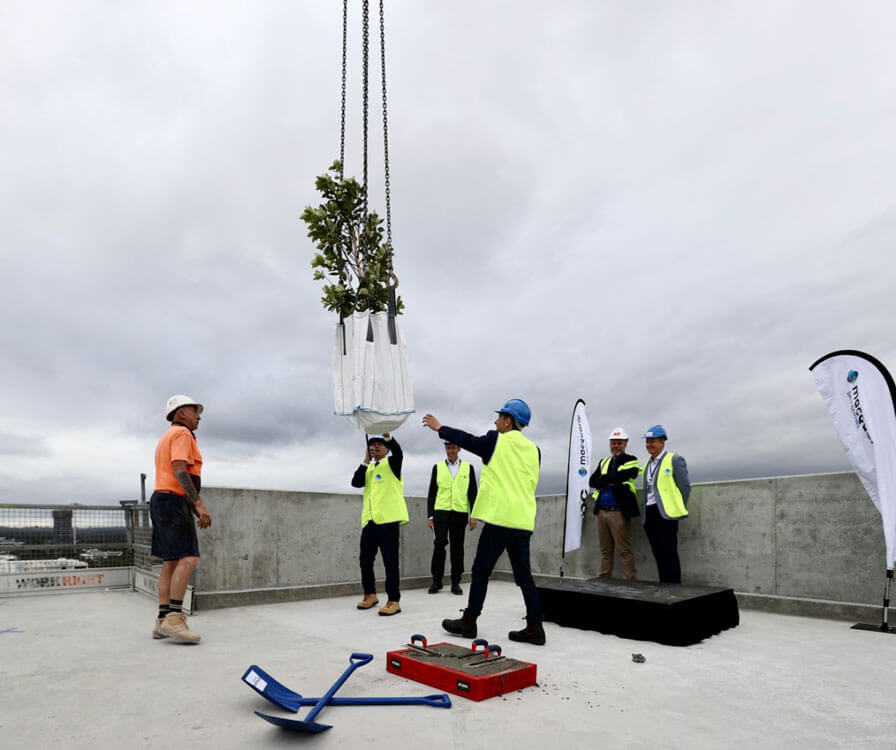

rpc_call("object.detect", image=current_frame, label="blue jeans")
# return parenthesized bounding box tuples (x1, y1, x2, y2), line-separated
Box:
(467, 523, 541, 622)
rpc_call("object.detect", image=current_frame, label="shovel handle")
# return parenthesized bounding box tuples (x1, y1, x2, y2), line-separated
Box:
(410, 633, 428, 648)
(471, 638, 488, 653)
(295, 693, 452, 708)
(304, 652, 373, 723)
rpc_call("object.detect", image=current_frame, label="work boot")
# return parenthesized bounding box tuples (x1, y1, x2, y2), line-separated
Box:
(152, 617, 168, 640)
(378, 600, 401, 616)
(451, 583, 463, 595)
(442, 610, 477, 638)
(428, 582, 442, 594)
(356, 593, 379, 610)
(508, 620, 546, 646)
(160, 612, 201, 644)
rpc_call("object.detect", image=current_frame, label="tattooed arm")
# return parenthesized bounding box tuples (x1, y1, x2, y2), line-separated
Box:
(172, 459, 211, 528)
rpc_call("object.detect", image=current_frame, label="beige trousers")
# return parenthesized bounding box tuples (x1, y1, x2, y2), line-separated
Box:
(596, 509, 636, 580)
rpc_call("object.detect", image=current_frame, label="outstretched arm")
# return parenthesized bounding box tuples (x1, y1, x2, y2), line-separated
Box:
(422, 413, 498, 462)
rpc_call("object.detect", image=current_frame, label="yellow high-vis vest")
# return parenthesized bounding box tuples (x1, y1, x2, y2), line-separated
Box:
(472, 431, 540, 531)
(647, 452, 688, 519)
(590, 455, 640, 500)
(434, 461, 472, 513)
(361, 459, 409, 527)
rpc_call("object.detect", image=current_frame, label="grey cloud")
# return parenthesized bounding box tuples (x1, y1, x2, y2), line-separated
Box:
(0, 433, 50, 458)
(1, 2, 894, 504)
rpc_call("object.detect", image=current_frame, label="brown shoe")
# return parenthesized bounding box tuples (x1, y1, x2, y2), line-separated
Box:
(152, 617, 168, 640)
(159, 612, 201, 644)
(357, 593, 379, 610)
(378, 601, 401, 616)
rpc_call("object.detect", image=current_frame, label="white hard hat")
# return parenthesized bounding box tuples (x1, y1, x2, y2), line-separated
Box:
(608, 427, 629, 441)
(165, 394, 203, 421)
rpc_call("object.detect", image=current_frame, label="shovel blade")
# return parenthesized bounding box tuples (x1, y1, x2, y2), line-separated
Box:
(242, 666, 302, 712)
(255, 710, 332, 733)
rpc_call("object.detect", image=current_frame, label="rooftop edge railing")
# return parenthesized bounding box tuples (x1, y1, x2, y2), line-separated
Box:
(0, 502, 138, 572)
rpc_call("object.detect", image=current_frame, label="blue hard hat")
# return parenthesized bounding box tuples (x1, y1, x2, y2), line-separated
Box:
(643, 424, 668, 439)
(496, 398, 531, 427)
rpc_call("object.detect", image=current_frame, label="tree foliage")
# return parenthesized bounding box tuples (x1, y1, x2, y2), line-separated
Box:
(301, 160, 403, 317)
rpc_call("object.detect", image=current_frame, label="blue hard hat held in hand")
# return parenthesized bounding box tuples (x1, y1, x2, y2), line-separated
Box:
(496, 399, 531, 427)
(643, 424, 668, 439)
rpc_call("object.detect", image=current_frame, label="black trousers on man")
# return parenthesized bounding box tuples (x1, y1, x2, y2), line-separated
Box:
(467, 523, 541, 622)
(430, 510, 468, 585)
(643, 505, 681, 583)
(359, 520, 401, 601)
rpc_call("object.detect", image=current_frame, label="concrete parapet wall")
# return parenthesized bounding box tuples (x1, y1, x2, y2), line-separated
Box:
(195, 472, 890, 619)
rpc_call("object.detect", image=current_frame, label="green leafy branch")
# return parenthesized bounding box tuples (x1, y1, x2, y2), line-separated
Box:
(302, 160, 404, 317)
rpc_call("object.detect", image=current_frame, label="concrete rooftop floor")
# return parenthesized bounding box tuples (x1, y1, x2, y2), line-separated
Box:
(2, 582, 895, 749)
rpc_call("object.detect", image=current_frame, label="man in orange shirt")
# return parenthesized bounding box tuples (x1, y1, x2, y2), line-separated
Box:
(150, 394, 211, 644)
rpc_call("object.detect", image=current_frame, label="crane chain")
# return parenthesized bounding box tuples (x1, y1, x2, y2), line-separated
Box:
(361, 0, 370, 221)
(379, 0, 393, 260)
(339, 0, 348, 177)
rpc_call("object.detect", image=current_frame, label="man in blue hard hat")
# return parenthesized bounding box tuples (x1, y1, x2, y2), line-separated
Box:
(422, 399, 545, 645)
(642, 425, 690, 583)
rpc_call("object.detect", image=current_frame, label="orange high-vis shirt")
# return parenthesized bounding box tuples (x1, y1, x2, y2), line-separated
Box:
(154, 424, 203, 495)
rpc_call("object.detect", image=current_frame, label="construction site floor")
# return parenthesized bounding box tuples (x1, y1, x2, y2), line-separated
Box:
(2, 581, 893, 748)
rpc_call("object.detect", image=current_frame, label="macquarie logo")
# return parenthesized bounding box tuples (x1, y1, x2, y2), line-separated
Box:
(577, 467, 587, 477)
(847, 370, 859, 384)
(847, 382, 874, 445)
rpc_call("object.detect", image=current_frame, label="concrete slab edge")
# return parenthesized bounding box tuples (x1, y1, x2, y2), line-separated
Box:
(734, 591, 893, 623)
(191, 571, 890, 625)
(192, 575, 436, 610)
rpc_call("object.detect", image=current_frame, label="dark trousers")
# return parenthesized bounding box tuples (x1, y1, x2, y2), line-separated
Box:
(467, 523, 541, 623)
(359, 520, 401, 602)
(643, 505, 681, 583)
(430, 510, 468, 585)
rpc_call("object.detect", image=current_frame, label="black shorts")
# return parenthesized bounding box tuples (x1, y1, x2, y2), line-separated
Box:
(150, 491, 200, 561)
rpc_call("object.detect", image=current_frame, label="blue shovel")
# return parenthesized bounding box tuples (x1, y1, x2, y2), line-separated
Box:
(254, 652, 373, 733)
(242, 665, 451, 711)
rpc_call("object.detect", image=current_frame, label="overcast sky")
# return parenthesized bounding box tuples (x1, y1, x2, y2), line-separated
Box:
(2, 1, 895, 505)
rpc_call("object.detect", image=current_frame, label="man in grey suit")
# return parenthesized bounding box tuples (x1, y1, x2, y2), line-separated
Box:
(641, 425, 690, 583)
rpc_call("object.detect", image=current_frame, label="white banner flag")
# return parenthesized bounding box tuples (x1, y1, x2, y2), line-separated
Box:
(811, 350, 896, 568)
(563, 399, 592, 554)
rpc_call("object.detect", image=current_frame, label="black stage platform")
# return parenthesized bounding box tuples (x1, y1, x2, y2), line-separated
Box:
(539, 578, 739, 646)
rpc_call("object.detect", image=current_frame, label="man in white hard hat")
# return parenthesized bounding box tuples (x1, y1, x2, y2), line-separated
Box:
(588, 427, 641, 580)
(150, 395, 211, 644)
(642, 424, 690, 583)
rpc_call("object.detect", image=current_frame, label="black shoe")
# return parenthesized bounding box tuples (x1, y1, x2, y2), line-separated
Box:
(428, 582, 443, 594)
(508, 621, 546, 646)
(450, 583, 463, 595)
(442, 610, 477, 638)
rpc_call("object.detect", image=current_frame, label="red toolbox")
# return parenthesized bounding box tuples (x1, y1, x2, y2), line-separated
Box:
(386, 635, 537, 702)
